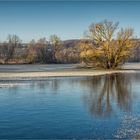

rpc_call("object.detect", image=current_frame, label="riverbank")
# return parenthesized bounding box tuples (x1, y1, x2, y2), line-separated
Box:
(0, 70, 136, 79)
(0, 63, 139, 80)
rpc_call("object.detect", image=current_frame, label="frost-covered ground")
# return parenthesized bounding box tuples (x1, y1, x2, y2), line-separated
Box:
(0, 63, 139, 82)
(0, 64, 77, 72)
(0, 63, 139, 72)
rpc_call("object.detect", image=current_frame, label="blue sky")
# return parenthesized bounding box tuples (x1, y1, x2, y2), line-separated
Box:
(0, 1, 140, 42)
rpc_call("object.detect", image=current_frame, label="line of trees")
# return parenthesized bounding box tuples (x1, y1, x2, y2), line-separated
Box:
(0, 34, 81, 64)
(0, 20, 138, 69)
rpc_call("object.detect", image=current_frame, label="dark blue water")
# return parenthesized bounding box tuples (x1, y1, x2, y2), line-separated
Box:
(0, 73, 140, 139)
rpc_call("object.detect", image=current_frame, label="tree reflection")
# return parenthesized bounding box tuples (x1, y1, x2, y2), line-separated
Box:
(4, 73, 134, 118)
(30, 78, 61, 94)
(82, 73, 132, 117)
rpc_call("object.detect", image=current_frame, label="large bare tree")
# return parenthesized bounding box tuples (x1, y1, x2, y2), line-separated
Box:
(1, 35, 21, 63)
(49, 35, 61, 62)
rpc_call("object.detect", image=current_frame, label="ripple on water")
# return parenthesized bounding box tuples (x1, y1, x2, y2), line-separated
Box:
(0, 82, 31, 88)
(114, 115, 140, 139)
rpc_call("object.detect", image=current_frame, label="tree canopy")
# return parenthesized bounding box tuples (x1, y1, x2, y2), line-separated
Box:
(80, 20, 136, 69)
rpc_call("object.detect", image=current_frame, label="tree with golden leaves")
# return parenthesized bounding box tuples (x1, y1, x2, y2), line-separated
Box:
(80, 20, 136, 69)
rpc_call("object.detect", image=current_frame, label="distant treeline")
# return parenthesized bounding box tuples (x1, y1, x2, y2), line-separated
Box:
(0, 34, 140, 64)
(0, 34, 81, 64)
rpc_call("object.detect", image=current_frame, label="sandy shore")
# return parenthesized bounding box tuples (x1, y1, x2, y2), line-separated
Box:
(0, 63, 139, 80)
(0, 70, 137, 80)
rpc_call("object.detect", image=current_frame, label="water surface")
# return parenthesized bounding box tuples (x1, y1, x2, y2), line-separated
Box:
(0, 73, 140, 139)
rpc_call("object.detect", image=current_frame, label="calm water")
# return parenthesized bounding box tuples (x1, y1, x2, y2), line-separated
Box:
(0, 73, 140, 139)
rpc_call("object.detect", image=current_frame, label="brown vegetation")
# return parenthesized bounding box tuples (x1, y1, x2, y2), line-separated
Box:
(0, 20, 139, 68)
(80, 20, 136, 69)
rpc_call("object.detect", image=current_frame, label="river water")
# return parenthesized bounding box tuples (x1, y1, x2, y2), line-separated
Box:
(0, 73, 140, 139)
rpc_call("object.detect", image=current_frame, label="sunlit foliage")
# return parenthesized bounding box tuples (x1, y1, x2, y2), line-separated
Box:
(80, 20, 136, 69)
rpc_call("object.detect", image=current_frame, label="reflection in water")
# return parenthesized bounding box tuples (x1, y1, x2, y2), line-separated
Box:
(30, 79, 61, 94)
(82, 74, 132, 117)
(1, 73, 140, 139)
(0, 74, 134, 118)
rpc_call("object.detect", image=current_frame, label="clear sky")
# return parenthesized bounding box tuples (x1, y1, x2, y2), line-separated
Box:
(0, 1, 140, 42)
